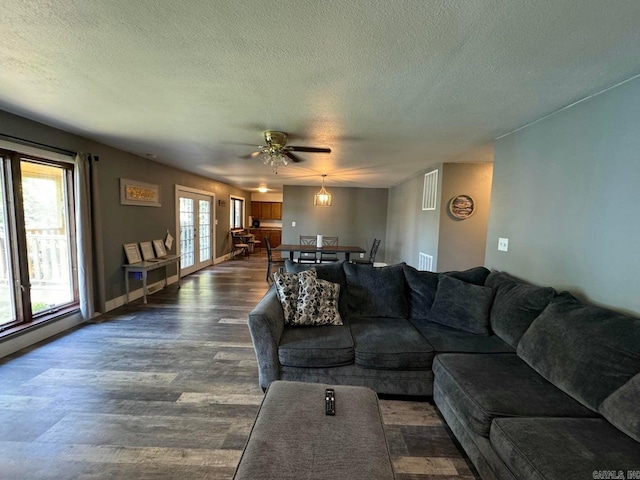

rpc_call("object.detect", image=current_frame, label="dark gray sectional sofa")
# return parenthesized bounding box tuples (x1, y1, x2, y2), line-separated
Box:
(247, 260, 640, 479)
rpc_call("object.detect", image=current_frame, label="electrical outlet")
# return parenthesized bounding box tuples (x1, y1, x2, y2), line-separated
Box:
(292, 221, 296, 227)
(498, 238, 509, 252)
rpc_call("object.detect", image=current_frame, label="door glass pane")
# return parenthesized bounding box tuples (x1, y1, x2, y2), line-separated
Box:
(198, 199, 211, 262)
(180, 197, 195, 268)
(21, 161, 73, 314)
(0, 166, 16, 326)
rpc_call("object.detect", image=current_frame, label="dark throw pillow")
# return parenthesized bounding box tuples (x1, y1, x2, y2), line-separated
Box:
(403, 264, 439, 319)
(443, 266, 491, 286)
(485, 271, 556, 348)
(427, 274, 494, 335)
(343, 262, 408, 318)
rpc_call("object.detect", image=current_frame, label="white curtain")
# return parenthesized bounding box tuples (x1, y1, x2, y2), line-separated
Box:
(75, 153, 105, 319)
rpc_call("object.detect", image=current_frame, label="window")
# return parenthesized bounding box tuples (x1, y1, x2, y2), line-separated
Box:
(0, 150, 78, 331)
(230, 196, 244, 229)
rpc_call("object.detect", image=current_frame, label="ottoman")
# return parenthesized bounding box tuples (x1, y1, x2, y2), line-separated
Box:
(233, 380, 396, 480)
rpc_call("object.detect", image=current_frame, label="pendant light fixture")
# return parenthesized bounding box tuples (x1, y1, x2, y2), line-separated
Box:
(314, 174, 332, 206)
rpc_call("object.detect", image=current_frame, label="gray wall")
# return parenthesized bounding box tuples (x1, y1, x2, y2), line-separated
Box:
(386, 166, 442, 267)
(485, 75, 640, 315)
(386, 162, 493, 271)
(282, 185, 388, 262)
(0, 109, 251, 306)
(438, 163, 493, 271)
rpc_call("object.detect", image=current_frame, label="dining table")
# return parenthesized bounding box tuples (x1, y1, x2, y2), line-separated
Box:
(274, 243, 366, 262)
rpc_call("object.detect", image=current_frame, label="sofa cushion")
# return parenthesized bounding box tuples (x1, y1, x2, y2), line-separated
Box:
(444, 266, 490, 286)
(411, 319, 515, 354)
(403, 264, 439, 319)
(490, 417, 640, 480)
(427, 275, 494, 335)
(278, 323, 354, 368)
(433, 353, 597, 438)
(517, 292, 640, 411)
(600, 372, 640, 443)
(273, 269, 316, 325)
(485, 272, 556, 348)
(295, 275, 342, 326)
(349, 317, 433, 370)
(343, 263, 409, 318)
(285, 260, 348, 313)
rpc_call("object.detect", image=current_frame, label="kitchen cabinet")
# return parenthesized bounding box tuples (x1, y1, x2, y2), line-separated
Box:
(251, 202, 282, 220)
(250, 228, 282, 248)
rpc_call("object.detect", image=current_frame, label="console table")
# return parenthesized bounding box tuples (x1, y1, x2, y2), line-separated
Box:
(123, 254, 181, 304)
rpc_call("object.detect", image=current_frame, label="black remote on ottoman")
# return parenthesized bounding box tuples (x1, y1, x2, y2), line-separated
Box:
(325, 388, 335, 415)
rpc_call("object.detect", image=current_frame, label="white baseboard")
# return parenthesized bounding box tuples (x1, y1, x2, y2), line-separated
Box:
(215, 254, 231, 264)
(0, 310, 86, 359)
(104, 275, 179, 312)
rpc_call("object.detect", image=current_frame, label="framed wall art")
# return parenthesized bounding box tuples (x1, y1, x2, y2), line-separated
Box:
(449, 194, 475, 219)
(120, 178, 161, 207)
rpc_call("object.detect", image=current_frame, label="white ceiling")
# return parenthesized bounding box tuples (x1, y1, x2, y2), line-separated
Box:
(2, 1, 640, 192)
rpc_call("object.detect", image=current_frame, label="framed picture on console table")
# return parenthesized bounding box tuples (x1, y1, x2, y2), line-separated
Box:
(139, 241, 155, 261)
(153, 239, 167, 258)
(123, 243, 142, 264)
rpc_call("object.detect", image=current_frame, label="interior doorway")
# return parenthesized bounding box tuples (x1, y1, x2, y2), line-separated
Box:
(176, 187, 215, 277)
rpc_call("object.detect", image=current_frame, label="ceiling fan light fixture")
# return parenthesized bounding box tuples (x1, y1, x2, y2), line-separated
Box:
(261, 149, 288, 173)
(314, 174, 332, 207)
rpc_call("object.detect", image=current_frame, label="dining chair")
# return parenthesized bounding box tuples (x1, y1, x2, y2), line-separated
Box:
(351, 238, 380, 265)
(299, 235, 318, 263)
(265, 236, 286, 281)
(231, 231, 249, 259)
(320, 236, 339, 263)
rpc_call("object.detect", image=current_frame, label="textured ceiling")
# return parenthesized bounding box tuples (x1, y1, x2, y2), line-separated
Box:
(2, 1, 640, 192)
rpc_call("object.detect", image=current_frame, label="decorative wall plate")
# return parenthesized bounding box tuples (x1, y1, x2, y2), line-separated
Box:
(449, 194, 475, 219)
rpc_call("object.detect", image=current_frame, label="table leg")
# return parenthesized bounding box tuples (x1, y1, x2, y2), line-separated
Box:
(177, 260, 181, 289)
(345, 252, 351, 262)
(142, 271, 148, 304)
(289, 251, 294, 261)
(125, 272, 130, 303)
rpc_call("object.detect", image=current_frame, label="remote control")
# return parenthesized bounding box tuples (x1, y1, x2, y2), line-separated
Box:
(325, 388, 335, 415)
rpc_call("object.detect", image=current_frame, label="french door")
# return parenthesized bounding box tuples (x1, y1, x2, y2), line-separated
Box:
(177, 189, 214, 277)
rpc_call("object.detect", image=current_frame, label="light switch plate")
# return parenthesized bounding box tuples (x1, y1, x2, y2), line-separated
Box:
(498, 238, 509, 252)
(292, 221, 296, 227)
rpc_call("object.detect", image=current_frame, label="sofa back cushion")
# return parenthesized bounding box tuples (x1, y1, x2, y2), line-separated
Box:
(286, 260, 348, 313)
(517, 292, 640, 412)
(403, 264, 439, 319)
(599, 372, 640, 443)
(343, 262, 408, 318)
(485, 271, 557, 348)
(427, 274, 495, 335)
(444, 266, 490, 286)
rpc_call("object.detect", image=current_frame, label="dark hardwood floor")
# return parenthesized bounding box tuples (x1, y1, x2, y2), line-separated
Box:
(0, 252, 479, 479)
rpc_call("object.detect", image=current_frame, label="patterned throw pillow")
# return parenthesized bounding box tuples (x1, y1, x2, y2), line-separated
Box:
(295, 274, 343, 326)
(273, 269, 317, 325)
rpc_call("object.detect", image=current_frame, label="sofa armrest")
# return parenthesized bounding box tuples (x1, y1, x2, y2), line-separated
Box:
(248, 286, 285, 389)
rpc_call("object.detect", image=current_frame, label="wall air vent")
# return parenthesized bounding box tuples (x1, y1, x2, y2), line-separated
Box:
(422, 170, 438, 210)
(418, 252, 434, 272)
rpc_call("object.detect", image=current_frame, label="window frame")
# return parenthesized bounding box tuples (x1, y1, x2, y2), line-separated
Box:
(0, 149, 79, 333)
(230, 195, 245, 229)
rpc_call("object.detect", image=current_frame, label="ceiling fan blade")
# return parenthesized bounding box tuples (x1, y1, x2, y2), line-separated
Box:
(284, 151, 304, 163)
(239, 151, 262, 159)
(288, 146, 331, 153)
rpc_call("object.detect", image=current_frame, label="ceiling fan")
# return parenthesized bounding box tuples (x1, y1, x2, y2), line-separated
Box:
(248, 131, 331, 173)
